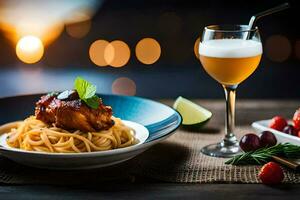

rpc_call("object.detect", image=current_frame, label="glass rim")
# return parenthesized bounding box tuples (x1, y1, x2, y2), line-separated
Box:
(204, 25, 259, 33)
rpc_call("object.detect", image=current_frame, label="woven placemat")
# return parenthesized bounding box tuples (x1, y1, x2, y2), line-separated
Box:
(0, 126, 299, 184)
(134, 126, 300, 183)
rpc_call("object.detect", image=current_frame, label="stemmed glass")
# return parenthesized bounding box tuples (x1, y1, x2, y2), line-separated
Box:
(199, 25, 262, 157)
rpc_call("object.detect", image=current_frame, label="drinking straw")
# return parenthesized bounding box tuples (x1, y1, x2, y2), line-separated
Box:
(245, 2, 290, 39)
(248, 2, 290, 30)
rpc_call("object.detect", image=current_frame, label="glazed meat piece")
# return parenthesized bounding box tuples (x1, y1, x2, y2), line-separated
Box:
(35, 94, 60, 124)
(35, 90, 114, 132)
(55, 99, 114, 132)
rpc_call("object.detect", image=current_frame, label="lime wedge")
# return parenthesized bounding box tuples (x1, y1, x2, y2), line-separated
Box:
(173, 96, 212, 129)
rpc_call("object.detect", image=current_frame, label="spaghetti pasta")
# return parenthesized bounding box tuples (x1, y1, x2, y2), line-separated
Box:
(0, 116, 137, 153)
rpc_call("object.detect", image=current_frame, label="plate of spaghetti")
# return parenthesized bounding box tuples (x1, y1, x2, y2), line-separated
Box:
(0, 77, 181, 169)
(0, 116, 148, 153)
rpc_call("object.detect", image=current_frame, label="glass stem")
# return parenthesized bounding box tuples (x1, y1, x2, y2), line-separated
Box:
(223, 85, 238, 146)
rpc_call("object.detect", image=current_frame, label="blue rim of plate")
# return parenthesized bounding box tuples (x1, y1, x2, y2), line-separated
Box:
(145, 111, 181, 142)
(0, 93, 182, 144)
(98, 94, 182, 143)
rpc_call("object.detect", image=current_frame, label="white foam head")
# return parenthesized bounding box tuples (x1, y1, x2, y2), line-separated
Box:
(199, 39, 262, 58)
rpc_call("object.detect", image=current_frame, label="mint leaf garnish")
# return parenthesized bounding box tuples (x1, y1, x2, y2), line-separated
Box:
(74, 77, 96, 99)
(84, 84, 97, 99)
(74, 77, 100, 109)
(85, 95, 100, 109)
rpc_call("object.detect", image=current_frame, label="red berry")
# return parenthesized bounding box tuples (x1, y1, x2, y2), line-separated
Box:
(259, 131, 277, 147)
(259, 162, 284, 185)
(239, 133, 261, 152)
(282, 125, 297, 136)
(293, 109, 300, 130)
(269, 116, 287, 131)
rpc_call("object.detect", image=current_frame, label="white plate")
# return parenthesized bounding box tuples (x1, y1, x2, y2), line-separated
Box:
(252, 119, 300, 146)
(0, 120, 150, 169)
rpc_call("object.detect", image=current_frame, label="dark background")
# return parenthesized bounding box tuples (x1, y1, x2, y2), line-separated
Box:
(0, 0, 299, 99)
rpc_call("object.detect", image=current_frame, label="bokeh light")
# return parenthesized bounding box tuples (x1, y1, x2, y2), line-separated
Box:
(112, 77, 136, 96)
(294, 40, 300, 60)
(265, 35, 291, 62)
(0, 0, 102, 45)
(0, 20, 64, 47)
(89, 39, 110, 67)
(104, 40, 130, 68)
(194, 37, 200, 59)
(135, 38, 161, 65)
(16, 35, 44, 64)
(66, 19, 91, 39)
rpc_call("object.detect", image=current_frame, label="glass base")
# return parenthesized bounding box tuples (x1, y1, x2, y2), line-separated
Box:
(201, 141, 241, 158)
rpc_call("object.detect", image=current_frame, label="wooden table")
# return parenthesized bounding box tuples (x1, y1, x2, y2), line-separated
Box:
(0, 99, 299, 200)
(1, 183, 300, 200)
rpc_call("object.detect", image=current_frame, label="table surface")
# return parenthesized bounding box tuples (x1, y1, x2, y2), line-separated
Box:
(0, 99, 299, 200)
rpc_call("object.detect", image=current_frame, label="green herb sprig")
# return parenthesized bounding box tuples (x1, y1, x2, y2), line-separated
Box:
(225, 143, 300, 165)
(74, 77, 100, 109)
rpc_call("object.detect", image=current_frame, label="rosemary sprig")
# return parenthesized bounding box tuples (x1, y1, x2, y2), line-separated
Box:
(225, 143, 300, 165)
